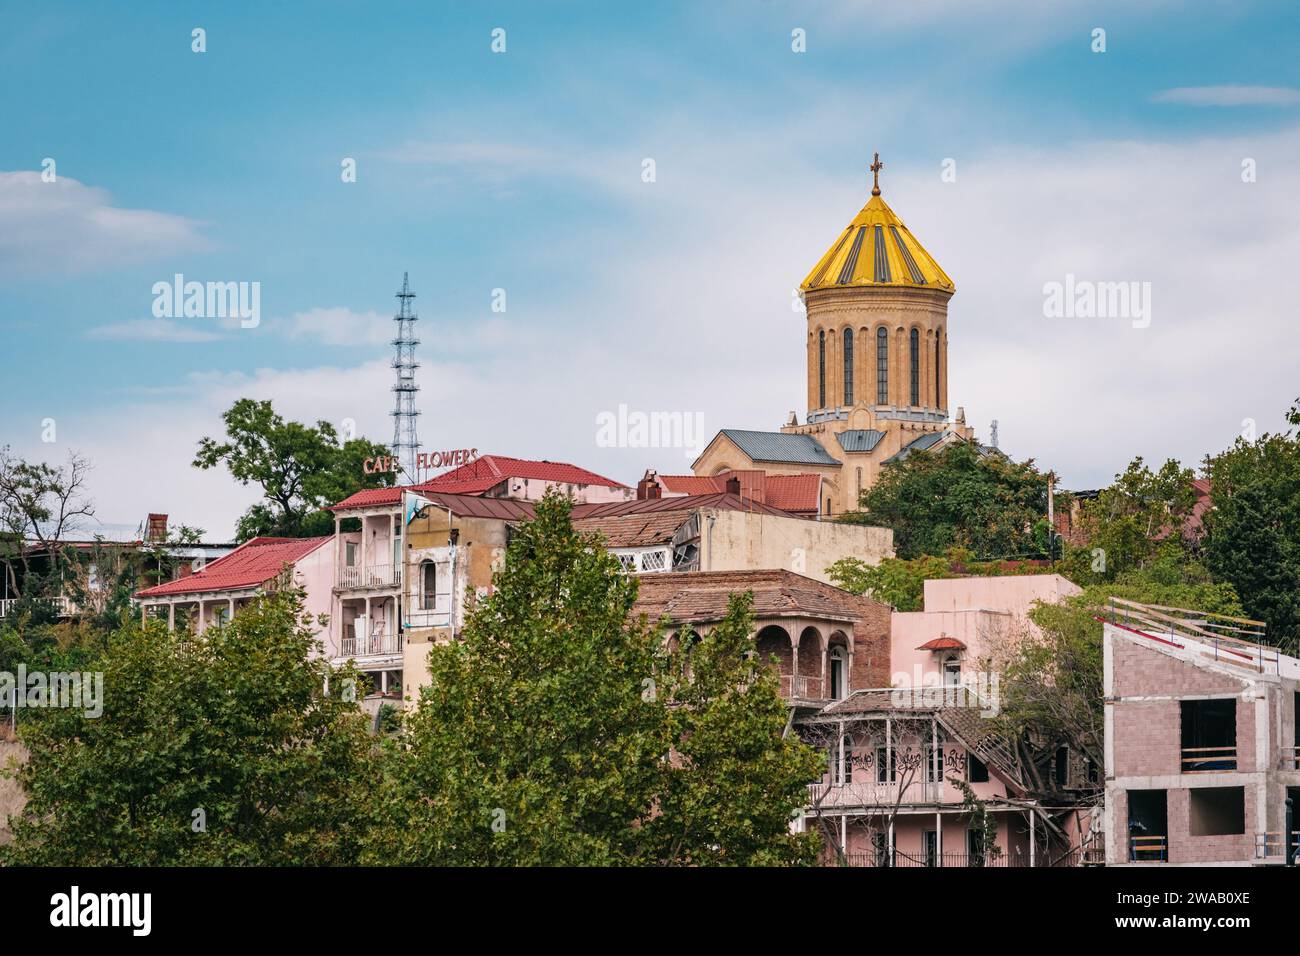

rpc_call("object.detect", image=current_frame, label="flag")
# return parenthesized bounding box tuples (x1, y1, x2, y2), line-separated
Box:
(404, 491, 434, 526)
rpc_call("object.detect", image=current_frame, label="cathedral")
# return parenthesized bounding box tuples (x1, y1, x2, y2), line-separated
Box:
(691, 155, 976, 516)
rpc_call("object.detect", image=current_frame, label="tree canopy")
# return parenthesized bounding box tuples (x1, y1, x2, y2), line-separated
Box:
(193, 398, 393, 541)
(844, 441, 1049, 561)
(366, 491, 820, 866)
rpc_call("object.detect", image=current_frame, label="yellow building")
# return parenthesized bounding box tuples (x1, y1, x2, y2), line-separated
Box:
(693, 155, 976, 516)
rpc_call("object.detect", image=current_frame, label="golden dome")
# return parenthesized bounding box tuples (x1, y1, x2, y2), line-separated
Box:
(801, 158, 953, 294)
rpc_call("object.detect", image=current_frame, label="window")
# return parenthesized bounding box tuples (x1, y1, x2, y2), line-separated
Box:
(1127, 789, 1168, 861)
(909, 328, 920, 406)
(345, 542, 358, 567)
(833, 735, 854, 785)
(1188, 786, 1245, 836)
(967, 752, 989, 783)
(818, 330, 826, 408)
(934, 332, 942, 403)
(967, 827, 986, 865)
(872, 830, 890, 867)
(1181, 698, 1237, 771)
(419, 560, 436, 610)
(876, 745, 894, 783)
(828, 646, 847, 700)
(876, 327, 888, 404)
(1055, 746, 1069, 786)
(922, 829, 938, 867)
(925, 734, 944, 783)
(842, 328, 854, 405)
(942, 656, 961, 687)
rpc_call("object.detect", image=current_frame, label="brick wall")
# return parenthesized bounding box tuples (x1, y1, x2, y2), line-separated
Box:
(850, 600, 892, 690)
(1113, 637, 1245, 698)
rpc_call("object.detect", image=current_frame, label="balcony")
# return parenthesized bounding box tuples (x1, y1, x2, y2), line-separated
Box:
(780, 674, 826, 701)
(839, 849, 1097, 868)
(335, 563, 401, 592)
(340, 627, 403, 658)
(809, 778, 946, 808)
(0, 596, 79, 618)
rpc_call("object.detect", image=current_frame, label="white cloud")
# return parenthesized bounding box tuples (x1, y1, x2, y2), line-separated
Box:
(1152, 85, 1300, 107)
(0, 172, 208, 276)
(85, 319, 223, 343)
(281, 307, 391, 346)
(28, 120, 1300, 536)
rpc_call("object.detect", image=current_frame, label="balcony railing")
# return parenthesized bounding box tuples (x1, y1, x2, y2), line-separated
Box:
(0, 596, 78, 618)
(838, 849, 1096, 868)
(335, 564, 401, 591)
(780, 674, 825, 700)
(1292, 745, 1300, 771)
(1254, 831, 1300, 862)
(1129, 835, 1168, 862)
(340, 628, 403, 658)
(809, 778, 945, 807)
(1181, 745, 1236, 773)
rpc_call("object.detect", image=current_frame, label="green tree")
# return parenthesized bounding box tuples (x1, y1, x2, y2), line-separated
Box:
(846, 442, 1049, 561)
(1203, 400, 1300, 654)
(193, 399, 393, 541)
(2, 585, 377, 865)
(1065, 456, 1198, 583)
(367, 491, 819, 866)
(995, 560, 1242, 775)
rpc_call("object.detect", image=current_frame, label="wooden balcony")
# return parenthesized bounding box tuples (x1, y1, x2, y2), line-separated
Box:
(335, 563, 401, 592)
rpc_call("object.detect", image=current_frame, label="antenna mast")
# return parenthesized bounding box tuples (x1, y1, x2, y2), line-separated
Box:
(390, 272, 421, 483)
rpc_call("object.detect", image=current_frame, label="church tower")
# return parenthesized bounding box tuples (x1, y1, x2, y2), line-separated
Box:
(691, 154, 975, 517)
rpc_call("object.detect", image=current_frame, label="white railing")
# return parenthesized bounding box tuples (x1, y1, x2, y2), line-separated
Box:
(336, 564, 401, 591)
(0, 596, 78, 618)
(405, 591, 454, 630)
(809, 778, 946, 808)
(340, 626, 403, 658)
(780, 674, 826, 700)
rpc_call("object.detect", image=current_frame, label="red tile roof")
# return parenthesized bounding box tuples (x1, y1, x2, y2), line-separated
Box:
(655, 471, 820, 515)
(420, 455, 628, 494)
(916, 636, 967, 651)
(135, 536, 332, 598)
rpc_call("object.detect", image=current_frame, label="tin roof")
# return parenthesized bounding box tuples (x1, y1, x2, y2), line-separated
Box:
(717, 429, 840, 466)
(135, 536, 332, 598)
(656, 472, 821, 514)
(632, 569, 877, 626)
(571, 492, 797, 520)
(420, 455, 628, 495)
(573, 512, 690, 548)
(835, 429, 886, 454)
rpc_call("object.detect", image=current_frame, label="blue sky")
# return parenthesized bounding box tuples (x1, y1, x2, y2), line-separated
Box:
(3, 1, 1299, 537)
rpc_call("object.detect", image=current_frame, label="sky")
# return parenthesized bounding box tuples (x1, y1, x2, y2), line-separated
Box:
(2, 0, 1299, 540)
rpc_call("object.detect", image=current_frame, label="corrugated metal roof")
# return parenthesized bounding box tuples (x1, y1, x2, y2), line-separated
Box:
(571, 493, 797, 520)
(882, 430, 948, 464)
(719, 430, 839, 466)
(136, 536, 332, 598)
(573, 512, 690, 548)
(835, 429, 886, 454)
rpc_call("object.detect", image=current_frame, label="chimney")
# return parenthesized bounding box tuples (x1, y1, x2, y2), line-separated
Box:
(724, 476, 742, 496)
(637, 469, 662, 500)
(145, 513, 168, 543)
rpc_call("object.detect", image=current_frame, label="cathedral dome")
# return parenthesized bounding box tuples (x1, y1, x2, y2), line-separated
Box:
(800, 158, 953, 294)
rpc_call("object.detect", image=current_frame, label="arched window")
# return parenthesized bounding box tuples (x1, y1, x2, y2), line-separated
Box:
(419, 560, 436, 610)
(909, 328, 920, 406)
(818, 330, 826, 409)
(876, 327, 888, 404)
(842, 328, 854, 406)
(934, 331, 942, 406)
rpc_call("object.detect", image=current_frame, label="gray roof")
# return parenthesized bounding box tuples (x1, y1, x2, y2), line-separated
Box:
(719, 429, 840, 466)
(835, 429, 886, 454)
(883, 430, 948, 464)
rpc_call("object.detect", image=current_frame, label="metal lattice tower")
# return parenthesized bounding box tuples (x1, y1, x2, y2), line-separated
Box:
(390, 272, 421, 481)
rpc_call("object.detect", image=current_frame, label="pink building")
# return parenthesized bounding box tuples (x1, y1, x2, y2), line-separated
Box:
(135, 536, 333, 636)
(416, 454, 632, 503)
(797, 573, 1100, 867)
(1104, 599, 1300, 866)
